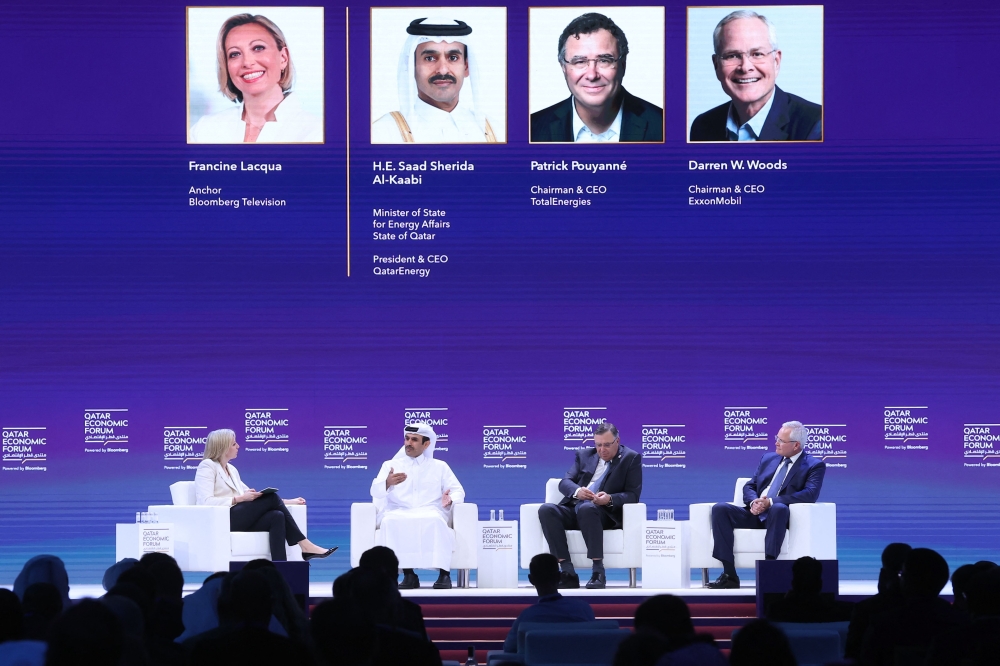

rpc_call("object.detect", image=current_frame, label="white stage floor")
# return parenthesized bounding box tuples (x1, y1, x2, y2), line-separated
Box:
(33, 579, 915, 600)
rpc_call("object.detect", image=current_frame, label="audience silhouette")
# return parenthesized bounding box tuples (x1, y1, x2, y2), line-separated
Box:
(3, 542, 997, 666)
(357, 545, 429, 638)
(845, 542, 911, 660)
(766, 556, 853, 623)
(615, 594, 726, 666)
(860, 547, 966, 665)
(0, 588, 24, 644)
(504, 553, 595, 653)
(729, 619, 797, 666)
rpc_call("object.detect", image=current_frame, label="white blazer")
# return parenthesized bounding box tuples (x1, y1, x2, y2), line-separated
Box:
(195, 458, 249, 506)
(189, 91, 323, 144)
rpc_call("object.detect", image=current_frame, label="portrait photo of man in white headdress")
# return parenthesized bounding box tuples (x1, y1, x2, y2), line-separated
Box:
(369, 422, 467, 589)
(370, 8, 507, 143)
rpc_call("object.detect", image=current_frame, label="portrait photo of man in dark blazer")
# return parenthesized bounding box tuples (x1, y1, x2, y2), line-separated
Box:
(688, 7, 823, 142)
(537, 422, 643, 589)
(530, 9, 664, 143)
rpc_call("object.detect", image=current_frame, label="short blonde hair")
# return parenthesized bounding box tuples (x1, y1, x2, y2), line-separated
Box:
(216, 14, 294, 102)
(204, 428, 236, 462)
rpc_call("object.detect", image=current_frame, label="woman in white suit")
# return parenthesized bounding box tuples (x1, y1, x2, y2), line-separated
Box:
(188, 13, 323, 143)
(195, 429, 336, 561)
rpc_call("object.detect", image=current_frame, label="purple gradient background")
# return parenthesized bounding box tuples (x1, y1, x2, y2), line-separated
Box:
(1, 0, 999, 584)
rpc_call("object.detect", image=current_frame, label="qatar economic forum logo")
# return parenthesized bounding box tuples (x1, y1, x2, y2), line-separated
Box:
(2, 426, 47, 472)
(963, 422, 1000, 468)
(482, 424, 527, 470)
(723, 406, 768, 452)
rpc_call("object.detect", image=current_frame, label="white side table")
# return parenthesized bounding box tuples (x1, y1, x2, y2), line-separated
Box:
(477, 520, 518, 588)
(642, 520, 689, 589)
(116, 523, 174, 561)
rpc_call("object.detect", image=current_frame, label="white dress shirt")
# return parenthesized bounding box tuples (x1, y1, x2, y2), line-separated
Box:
(761, 451, 802, 499)
(572, 99, 623, 142)
(572, 457, 610, 498)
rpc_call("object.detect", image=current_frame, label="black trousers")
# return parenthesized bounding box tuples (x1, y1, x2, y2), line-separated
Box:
(538, 501, 617, 561)
(229, 493, 305, 562)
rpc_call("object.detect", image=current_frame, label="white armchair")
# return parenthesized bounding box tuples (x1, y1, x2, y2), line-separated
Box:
(689, 477, 836, 585)
(147, 481, 306, 572)
(349, 502, 479, 587)
(520, 478, 646, 587)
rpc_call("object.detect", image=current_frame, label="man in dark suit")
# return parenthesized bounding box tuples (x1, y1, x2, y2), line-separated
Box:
(690, 10, 821, 141)
(538, 422, 643, 589)
(707, 420, 826, 589)
(530, 13, 662, 143)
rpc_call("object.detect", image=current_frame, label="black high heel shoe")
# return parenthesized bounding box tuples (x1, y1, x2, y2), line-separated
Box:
(302, 546, 338, 561)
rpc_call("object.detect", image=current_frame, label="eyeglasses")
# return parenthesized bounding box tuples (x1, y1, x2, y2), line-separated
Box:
(718, 49, 776, 66)
(775, 435, 798, 445)
(562, 55, 623, 72)
(595, 437, 619, 449)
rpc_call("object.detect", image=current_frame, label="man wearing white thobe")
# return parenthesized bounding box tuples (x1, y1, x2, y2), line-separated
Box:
(371, 422, 466, 589)
(371, 17, 497, 143)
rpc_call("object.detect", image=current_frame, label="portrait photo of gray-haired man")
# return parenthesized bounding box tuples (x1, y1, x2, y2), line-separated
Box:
(689, 8, 822, 142)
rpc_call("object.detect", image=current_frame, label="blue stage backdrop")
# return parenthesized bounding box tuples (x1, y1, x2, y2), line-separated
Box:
(2, 0, 999, 585)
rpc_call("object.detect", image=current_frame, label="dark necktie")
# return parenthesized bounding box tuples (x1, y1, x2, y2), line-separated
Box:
(760, 458, 791, 522)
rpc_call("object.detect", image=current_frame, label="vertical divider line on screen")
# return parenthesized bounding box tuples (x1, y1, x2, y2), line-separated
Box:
(346, 6, 351, 277)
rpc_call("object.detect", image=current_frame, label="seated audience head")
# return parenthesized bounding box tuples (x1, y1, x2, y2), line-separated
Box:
(137, 552, 184, 601)
(633, 594, 695, 646)
(528, 553, 562, 594)
(228, 569, 273, 627)
(114, 565, 157, 603)
(21, 582, 64, 640)
(882, 542, 912, 572)
(964, 563, 1000, 618)
(99, 595, 148, 666)
(359, 545, 400, 580)
(14, 555, 70, 609)
(729, 619, 796, 666)
(877, 542, 912, 593)
(101, 558, 138, 592)
(106, 580, 154, 627)
(242, 559, 309, 642)
(133, 553, 185, 642)
(334, 566, 398, 626)
(332, 567, 356, 599)
(952, 560, 996, 610)
(310, 597, 377, 666)
(0, 589, 24, 643)
(612, 631, 670, 666)
(952, 564, 976, 608)
(203, 571, 227, 584)
(100, 594, 145, 641)
(241, 558, 276, 573)
(45, 598, 123, 666)
(791, 556, 823, 595)
(900, 547, 950, 599)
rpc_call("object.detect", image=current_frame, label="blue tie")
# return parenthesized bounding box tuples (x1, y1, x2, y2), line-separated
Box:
(760, 459, 791, 522)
